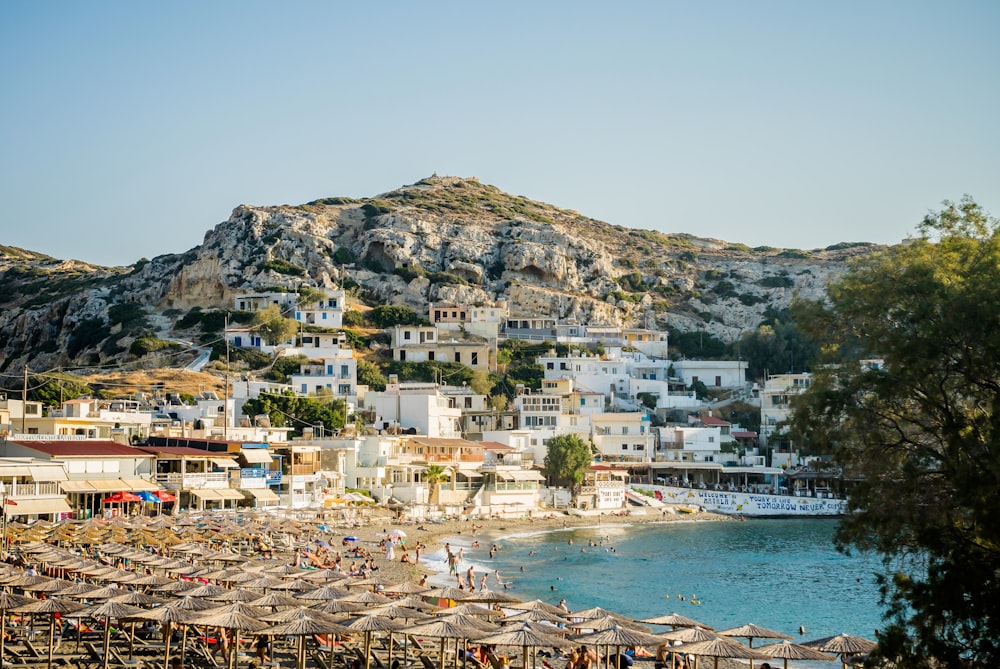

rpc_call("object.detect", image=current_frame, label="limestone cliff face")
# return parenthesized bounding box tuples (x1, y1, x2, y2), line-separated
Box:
(0, 176, 877, 372)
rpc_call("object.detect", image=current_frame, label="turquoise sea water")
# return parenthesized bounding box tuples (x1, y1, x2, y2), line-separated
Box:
(435, 518, 884, 645)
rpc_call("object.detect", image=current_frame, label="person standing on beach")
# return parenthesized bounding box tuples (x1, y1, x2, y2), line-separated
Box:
(466, 565, 475, 589)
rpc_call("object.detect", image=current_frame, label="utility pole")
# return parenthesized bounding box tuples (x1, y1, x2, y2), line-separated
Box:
(22, 365, 28, 435)
(224, 314, 230, 440)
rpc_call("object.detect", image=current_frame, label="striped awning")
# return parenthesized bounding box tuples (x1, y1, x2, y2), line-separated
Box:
(190, 489, 221, 500)
(210, 458, 239, 469)
(214, 488, 245, 501)
(240, 449, 273, 464)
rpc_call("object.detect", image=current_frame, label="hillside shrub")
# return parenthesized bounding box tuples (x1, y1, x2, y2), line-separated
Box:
(260, 259, 305, 276)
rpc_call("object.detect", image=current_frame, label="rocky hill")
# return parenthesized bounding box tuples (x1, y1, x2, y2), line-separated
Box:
(0, 176, 878, 375)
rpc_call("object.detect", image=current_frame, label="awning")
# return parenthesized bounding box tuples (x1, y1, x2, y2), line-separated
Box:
(240, 449, 273, 464)
(214, 489, 245, 501)
(60, 480, 96, 493)
(495, 471, 514, 481)
(7, 498, 73, 517)
(28, 466, 67, 482)
(0, 465, 33, 477)
(87, 480, 126, 491)
(120, 478, 158, 492)
(246, 488, 279, 502)
(508, 470, 545, 481)
(190, 489, 221, 500)
(210, 458, 239, 469)
(457, 469, 483, 479)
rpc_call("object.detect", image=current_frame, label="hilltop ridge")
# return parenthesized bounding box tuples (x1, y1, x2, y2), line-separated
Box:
(0, 176, 878, 374)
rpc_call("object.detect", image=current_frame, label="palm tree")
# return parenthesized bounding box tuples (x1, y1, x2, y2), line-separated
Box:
(422, 465, 450, 507)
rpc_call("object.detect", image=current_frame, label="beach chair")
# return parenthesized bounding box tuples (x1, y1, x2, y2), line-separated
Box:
(22, 640, 73, 667)
(108, 647, 141, 669)
(311, 650, 332, 669)
(353, 644, 387, 669)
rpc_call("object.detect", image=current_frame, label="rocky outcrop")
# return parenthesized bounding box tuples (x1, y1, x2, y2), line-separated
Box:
(0, 176, 880, 372)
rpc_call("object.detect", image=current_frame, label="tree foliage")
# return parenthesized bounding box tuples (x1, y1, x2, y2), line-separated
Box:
(731, 312, 819, 381)
(29, 372, 91, 407)
(250, 305, 298, 345)
(542, 434, 592, 496)
(422, 464, 450, 506)
(791, 197, 1000, 667)
(242, 391, 345, 438)
(356, 359, 387, 391)
(365, 305, 424, 329)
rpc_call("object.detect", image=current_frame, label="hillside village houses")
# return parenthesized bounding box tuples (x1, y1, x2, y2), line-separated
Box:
(0, 290, 800, 521)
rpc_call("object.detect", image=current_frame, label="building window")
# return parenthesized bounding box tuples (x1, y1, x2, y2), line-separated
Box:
(465, 397, 472, 409)
(471, 352, 479, 365)
(428, 351, 435, 361)
(546, 362, 554, 370)
(404, 331, 411, 340)
(454, 352, 461, 363)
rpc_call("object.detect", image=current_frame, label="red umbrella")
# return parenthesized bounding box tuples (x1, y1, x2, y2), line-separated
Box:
(155, 491, 177, 502)
(102, 492, 142, 504)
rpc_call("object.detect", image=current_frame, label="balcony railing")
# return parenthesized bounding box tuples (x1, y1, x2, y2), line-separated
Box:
(155, 472, 228, 489)
(289, 464, 318, 476)
(0, 482, 63, 497)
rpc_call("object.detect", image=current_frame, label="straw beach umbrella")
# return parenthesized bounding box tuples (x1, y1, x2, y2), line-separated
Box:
(259, 607, 351, 669)
(802, 633, 877, 669)
(572, 624, 667, 669)
(717, 622, 793, 647)
(76, 600, 143, 669)
(756, 640, 837, 669)
(671, 636, 773, 669)
(0, 591, 32, 665)
(342, 613, 407, 669)
(404, 617, 481, 669)
(13, 596, 86, 669)
(188, 602, 270, 669)
(475, 621, 575, 669)
(639, 613, 710, 630)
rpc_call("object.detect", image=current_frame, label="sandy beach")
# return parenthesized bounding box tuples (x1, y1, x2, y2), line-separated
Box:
(336, 509, 733, 590)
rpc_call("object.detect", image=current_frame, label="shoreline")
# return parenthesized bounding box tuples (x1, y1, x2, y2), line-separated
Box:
(351, 509, 733, 591)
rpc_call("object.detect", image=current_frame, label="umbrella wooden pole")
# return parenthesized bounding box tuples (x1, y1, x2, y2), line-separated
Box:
(388, 631, 394, 669)
(1, 611, 6, 668)
(47, 614, 55, 669)
(162, 622, 172, 669)
(365, 630, 373, 669)
(129, 621, 136, 660)
(181, 624, 188, 665)
(330, 632, 336, 669)
(439, 636, 446, 669)
(103, 616, 112, 669)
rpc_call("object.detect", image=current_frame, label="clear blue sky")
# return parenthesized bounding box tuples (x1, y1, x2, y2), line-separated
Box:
(2, 1, 998, 266)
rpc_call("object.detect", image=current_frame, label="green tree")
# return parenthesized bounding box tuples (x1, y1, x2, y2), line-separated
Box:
(791, 197, 1000, 667)
(365, 305, 424, 328)
(636, 392, 658, 410)
(422, 464, 450, 506)
(542, 434, 592, 499)
(29, 372, 91, 407)
(356, 359, 387, 391)
(242, 391, 346, 438)
(250, 304, 298, 345)
(296, 286, 327, 306)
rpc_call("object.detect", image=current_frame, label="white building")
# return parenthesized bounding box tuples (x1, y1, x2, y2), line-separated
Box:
(429, 301, 508, 340)
(672, 360, 748, 389)
(591, 412, 654, 463)
(364, 378, 462, 438)
(760, 372, 812, 449)
(294, 287, 346, 329)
